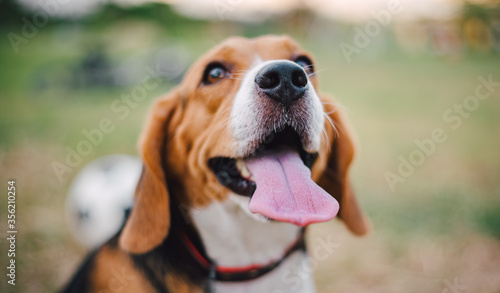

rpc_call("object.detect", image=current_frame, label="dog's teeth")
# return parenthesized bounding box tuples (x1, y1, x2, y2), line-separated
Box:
(236, 159, 253, 180)
(241, 168, 253, 180)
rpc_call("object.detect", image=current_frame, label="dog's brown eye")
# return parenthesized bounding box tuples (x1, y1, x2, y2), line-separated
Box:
(209, 67, 225, 81)
(203, 63, 228, 85)
(294, 56, 314, 75)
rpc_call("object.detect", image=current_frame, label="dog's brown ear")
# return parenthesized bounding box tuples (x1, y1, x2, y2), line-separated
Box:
(119, 92, 179, 254)
(317, 94, 370, 235)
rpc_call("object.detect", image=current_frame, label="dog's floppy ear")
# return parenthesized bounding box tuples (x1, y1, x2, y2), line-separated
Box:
(119, 92, 179, 254)
(317, 94, 370, 235)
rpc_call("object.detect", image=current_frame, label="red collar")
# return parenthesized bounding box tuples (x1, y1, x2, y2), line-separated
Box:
(180, 229, 306, 282)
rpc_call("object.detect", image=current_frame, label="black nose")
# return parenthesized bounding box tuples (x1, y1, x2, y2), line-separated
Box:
(255, 62, 308, 108)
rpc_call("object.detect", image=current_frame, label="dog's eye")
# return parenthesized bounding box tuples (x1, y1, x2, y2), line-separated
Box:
(203, 63, 228, 85)
(294, 56, 314, 75)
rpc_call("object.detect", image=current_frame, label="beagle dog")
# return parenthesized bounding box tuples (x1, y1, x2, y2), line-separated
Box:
(62, 35, 369, 293)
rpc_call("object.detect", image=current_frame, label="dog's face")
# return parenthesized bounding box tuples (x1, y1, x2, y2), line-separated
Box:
(120, 35, 369, 254)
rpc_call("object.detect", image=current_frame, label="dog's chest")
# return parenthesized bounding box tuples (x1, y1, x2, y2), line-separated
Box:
(190, 194, 317, 293)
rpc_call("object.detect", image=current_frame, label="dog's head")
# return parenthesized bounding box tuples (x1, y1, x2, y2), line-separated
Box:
(120, 35, 370, 254)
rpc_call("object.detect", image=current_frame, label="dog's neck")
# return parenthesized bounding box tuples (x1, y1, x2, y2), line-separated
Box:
(187, 194, 317, 292)
(190, 193, 302, 267)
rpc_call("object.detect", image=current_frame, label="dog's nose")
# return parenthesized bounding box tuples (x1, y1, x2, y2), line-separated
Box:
(255, 62, 308, 108)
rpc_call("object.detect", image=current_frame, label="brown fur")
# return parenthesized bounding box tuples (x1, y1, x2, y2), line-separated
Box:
(66, 35, 369, 292)
(90, 245, 155, 292)
(120, 35, 369, 255)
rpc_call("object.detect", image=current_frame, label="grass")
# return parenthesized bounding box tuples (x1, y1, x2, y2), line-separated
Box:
(1, 20, 500, 292)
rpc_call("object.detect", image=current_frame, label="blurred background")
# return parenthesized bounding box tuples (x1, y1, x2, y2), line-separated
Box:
(1, 0, 500, 292)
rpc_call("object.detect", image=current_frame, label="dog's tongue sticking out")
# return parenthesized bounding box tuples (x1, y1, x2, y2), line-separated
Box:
(245, 148, 339, 227)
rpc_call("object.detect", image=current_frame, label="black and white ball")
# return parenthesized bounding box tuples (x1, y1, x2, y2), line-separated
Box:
(65, 155, 142, 249)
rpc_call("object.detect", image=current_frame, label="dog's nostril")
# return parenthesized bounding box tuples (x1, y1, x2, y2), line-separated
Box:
(255, 62, 307, 108)
(256, 71, 280, 89)
(291, 70, 307, 88)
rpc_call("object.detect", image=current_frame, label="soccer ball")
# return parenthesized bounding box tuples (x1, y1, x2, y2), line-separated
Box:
(65, 154, 142, 249)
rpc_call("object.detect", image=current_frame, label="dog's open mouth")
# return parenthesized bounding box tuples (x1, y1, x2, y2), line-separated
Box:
(208, 127, 339, 227)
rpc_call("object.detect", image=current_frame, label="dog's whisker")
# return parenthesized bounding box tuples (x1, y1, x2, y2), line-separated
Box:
(321, 102, 348, 115)
(312, 68, 329, 75)
(323, 113, 339, 138)
(322, 127, 331, 152)
(321, 101, 338, 114)
(340, 105, 352, 114)
(323, 108, 338, 115)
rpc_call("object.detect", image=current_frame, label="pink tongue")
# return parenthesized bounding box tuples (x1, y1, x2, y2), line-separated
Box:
(245, 149, 339, 227)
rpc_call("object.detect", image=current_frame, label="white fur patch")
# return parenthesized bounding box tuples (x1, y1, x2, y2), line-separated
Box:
(230, 59, 324, 157)
(190, 194, 301, 267)
(190, 194, 316, 292)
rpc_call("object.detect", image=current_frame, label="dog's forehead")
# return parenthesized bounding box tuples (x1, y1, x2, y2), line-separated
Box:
(201, 36, 305, 66)
(254, 35, 304, 60)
